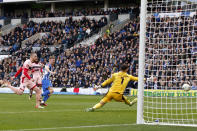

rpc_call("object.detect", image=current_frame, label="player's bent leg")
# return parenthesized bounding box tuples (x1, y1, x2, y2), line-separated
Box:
(86, 101, 106, 112)
(29, 89, 33, 100)
(29, 84, 42, 100)
(122, 95, 131, 105)
(37, 84, 42, 89)
(41, 87, 53, 106)
(94, 101, 106, 109)
(48, 87, 54, 94)
(33, 86, 44, 109)
(4, 82, 24, 95)
(122, 95, 137, 106)
(37, 76, 42, 89)
(86, 94, 111, 112)
(37, 84, 42, 101)
(129, 98, 137, 106)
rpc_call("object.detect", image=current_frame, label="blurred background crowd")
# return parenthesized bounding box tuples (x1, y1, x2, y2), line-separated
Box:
(0, 0, 196, 90)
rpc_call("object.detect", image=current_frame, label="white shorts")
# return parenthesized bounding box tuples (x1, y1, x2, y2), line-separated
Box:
(33, 75, 42, 86)
(19, 77, 37, 92)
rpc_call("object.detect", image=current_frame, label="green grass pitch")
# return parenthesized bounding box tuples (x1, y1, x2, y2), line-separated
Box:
(0, 94, 196, 131)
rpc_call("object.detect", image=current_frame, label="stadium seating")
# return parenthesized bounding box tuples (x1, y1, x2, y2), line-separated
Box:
(0, 19, 139, 88)
(2, 12, 197, 90)
(2, 3, 196, 90)
(0, 16, 107, 54)
(3, 7, 134, 19)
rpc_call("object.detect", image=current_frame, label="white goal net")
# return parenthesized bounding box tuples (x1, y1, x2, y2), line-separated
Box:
(137, 0, 197, 126)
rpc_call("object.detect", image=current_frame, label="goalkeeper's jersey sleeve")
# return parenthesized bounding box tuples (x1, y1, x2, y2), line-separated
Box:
(101, 71, 138, 94)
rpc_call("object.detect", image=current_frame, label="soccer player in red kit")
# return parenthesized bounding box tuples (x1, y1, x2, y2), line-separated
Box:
(29, 60, 43, 99)
(1, 53, 43, 109)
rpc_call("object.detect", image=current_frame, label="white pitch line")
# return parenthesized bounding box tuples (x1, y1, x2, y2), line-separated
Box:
(0, 123, 136, 131)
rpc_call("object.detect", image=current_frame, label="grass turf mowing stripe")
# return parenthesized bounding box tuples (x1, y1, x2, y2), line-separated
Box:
(0, 109, 134, 114)
(0, 123, 136, 131)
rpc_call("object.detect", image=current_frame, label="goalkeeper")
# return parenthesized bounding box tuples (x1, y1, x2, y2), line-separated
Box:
(86, 64, 152, 112)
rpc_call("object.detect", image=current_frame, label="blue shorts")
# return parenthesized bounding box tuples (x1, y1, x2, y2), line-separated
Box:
(42, 79, 52, 91)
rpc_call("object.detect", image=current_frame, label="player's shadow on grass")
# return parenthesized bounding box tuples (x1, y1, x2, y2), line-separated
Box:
(96, 109, 136, 113)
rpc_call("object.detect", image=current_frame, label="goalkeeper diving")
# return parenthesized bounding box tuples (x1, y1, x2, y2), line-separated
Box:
(86, 64, 154, 112)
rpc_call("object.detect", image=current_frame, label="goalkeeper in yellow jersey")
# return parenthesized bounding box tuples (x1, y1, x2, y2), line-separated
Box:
(86, 64, 151, 112)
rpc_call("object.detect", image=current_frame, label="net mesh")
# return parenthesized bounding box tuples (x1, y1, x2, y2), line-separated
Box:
(144, 0, 197, 125)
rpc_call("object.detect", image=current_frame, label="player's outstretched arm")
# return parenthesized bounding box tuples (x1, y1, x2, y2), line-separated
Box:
(129, 75, 139, 81)
(45, 65, 56, 75)
(129, 74, 156, 82)
(101, 74, 115, 87)
(94, 74, 115, 90)
(24, 68, 32, 80)
(11, 67, 23, 81)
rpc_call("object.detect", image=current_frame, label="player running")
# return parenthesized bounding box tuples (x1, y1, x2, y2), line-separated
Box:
(1, 53, 43, 109)
(29, 60, 43, 100)
(11, 59, 43, 100)
(86, 64, 153, 112)
(41, 56, 56, 106)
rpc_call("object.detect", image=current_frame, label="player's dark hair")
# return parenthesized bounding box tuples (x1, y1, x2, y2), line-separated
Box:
(120, 64, 129, 71)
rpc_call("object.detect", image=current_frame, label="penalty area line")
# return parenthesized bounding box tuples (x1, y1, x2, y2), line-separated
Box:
(1, 123, 136, 131)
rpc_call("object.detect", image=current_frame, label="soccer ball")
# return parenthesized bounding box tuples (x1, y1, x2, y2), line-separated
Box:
(182, 84, 191, 91)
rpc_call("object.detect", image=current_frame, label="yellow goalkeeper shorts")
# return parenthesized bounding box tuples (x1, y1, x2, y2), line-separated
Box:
(101, 92, 128, 103)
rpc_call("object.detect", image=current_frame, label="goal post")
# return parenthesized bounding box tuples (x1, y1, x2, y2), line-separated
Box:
(137, 0, 197, 126)
(137, 0, 147, 125)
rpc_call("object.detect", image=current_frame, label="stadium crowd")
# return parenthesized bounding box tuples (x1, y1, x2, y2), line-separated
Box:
(2, 7, 137, 19)
(147, 2, 196, 13)
(0, 16, 107, 53)
(0, 11, 197, 90)
(31, 7, 135, 18)
(0, 19, 140, 88)
(146, 14, 197, 90)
